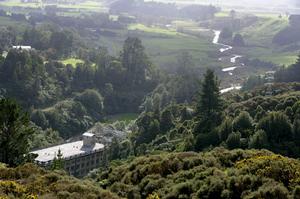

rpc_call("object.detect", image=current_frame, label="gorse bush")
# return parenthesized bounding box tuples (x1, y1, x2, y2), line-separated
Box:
(94, 148, 300, 199)
(0, 164, 120, 199)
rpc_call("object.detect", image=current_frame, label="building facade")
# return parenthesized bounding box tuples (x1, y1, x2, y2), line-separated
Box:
(32, 133, 107, 177)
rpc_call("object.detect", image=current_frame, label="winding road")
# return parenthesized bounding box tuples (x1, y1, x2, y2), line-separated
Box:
(212, 30, 243, 93)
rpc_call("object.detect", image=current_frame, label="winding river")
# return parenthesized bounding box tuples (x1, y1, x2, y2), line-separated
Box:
(212, 30, 243, 94)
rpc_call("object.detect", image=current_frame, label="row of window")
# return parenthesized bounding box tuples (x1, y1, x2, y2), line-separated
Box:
(65, 154, 105, 173)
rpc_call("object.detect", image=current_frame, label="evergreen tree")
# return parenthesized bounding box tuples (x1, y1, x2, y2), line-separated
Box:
(31, 110, 49, 129)
(254, 105, 266, 121)
(218, 117, 233, 141)
(121, 37, 150, 86)
(0, 98, 34, 166)
(195, 129, 220, 151)
(136, 113, 160, 145)
(194, 69, 223, 134)
(232, 111, 253, 138)
(249, 129, 269, 149)
(160, 108, 174, 133)
(226, 132, 241, 150)
(257, 112, 292, 144)
(51, 149, 64, 170)
(110, 137, 121, 160)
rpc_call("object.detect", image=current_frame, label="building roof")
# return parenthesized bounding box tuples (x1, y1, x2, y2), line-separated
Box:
(83, 132, 95, 137)
(12, 46, 32, 50)
(32, 141, 104, 163)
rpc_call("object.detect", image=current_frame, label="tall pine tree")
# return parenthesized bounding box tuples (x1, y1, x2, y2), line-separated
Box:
(194, 69, 223, 134)
(0, 98, 34, 166)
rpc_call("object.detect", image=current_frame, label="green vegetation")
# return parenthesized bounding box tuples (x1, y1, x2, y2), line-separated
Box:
(0, 0, 106, 12)
(241, 17, 289, 45)
(0, 163, 120, 199)
(1, 3, 300, 199)
(106, 113, 139, 123)
(95, 148, 300, 198)
(0, 35, 158, 139)
(238, 16, 298, 65)
(60, 58, 84, 67)
(0, 99, 34, 167)
(99, 24, 217, 69)
(128, 23, 180, 36)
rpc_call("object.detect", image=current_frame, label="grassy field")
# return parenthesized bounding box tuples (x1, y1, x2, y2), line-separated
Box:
(238, 46, 298, 66)
(60, 58, 84, 67)
(0, 0, 39, 8)
(240, 16, 289, 46)
(237, 15, 298, 66)
(128, 23, 181, 36)
(0, 0, 107, 12)
(262, 54, 298, 66)
(105, 113, 139, 123)
(98, 22, 218, 69)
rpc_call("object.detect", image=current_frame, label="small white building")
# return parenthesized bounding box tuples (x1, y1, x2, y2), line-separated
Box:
(32, 133, 106, 177)
(12, 46, 32, 50)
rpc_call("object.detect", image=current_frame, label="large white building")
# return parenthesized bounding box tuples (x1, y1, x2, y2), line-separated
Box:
(32, 133, 106, 177)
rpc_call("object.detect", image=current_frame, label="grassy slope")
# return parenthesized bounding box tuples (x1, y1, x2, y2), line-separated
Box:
(60, 58, 85, 67)
(0, 0, 106, 12)
(239, 16, 298, 66)
(98, 23, 218, 69)
(105, 113, 139, 123)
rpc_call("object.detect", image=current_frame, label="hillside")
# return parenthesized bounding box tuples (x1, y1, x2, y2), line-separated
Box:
(0, 163, 120, 199)
(1, 1, 300, 198)
(94, 148, 300, 199)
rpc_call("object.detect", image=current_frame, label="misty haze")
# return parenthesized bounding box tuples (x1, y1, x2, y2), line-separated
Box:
(0, 0, 300, 198)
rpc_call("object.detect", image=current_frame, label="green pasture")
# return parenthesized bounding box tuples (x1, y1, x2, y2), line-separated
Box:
(60, 58, 84, 67)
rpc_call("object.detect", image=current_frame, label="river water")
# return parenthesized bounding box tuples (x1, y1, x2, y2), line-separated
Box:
(212, 30, 243, 93)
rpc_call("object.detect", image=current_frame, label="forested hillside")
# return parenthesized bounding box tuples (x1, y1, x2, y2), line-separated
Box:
(0, 0, 300, 198)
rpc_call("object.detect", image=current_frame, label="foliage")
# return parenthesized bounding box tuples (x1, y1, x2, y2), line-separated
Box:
(226, 132, 241, 149)
(29, 124, 63, 150)
(232, 33, 245, 46)
(0, 98, 34, 166)
(232, 111, 253, 138)
(275, 55, 300, 83)
(0, 164, 120, 199)
(194, 69, 223, 134)
(218, 117, 233, 141)
(95, 148, 300, 198)
(257, 112, 293, 144)
(51, 149, 64, 171)
(220, 27, 233, 39)
(249, 130, 269, 149)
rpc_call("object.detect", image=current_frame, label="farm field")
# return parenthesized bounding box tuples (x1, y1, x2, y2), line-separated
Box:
(97, 22, 219, 70)
(0, 0, 107, 12)
(237, 16, 298, 66)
